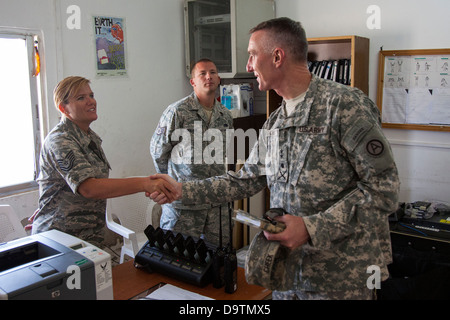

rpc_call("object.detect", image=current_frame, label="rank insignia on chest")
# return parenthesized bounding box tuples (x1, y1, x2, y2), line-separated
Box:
(276, 160, 289, 182)
(57, 150, 75, 172)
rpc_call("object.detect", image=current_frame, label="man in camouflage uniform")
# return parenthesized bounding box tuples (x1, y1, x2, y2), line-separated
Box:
(150, 59, 234, 246)
(151, 18, 400, 299)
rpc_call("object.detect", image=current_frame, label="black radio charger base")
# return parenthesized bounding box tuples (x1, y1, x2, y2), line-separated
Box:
(134, 225, 214, 287)
(135, 202, 238, 292)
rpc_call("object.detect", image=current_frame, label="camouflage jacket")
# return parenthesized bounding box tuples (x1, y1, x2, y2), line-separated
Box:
(33, 117, 110, 236)
(150, 92, 234, 239)
(182, 76, 400, 292)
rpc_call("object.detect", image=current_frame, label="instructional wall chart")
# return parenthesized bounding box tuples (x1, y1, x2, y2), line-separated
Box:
(378, 49, 450, 131)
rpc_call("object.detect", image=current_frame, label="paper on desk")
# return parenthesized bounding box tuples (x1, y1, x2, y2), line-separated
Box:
(145, 284, 214, 300)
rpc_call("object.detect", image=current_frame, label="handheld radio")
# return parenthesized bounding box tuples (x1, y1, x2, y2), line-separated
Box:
(212, 206, 225, 288)
(224, 202, 237, 294)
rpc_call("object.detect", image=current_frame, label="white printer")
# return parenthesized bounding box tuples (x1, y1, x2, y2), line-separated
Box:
(0, 230, 113, 300)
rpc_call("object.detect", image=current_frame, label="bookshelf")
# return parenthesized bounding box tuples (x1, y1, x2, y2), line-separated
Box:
(267, 35, 370, 115)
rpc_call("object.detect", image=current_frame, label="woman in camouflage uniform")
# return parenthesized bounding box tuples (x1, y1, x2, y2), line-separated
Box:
(31, 76, 175, 248)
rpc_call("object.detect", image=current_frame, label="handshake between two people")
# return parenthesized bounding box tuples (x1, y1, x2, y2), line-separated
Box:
(146, 174, 182, 204)
(145, 174, 311, 250)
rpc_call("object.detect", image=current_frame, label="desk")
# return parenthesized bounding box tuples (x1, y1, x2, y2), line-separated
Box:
(112, 260, 271, 300)
(378, 229, 450, 300)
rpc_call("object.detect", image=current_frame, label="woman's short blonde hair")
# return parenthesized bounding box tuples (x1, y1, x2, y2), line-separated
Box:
(53, 76, 91, 112)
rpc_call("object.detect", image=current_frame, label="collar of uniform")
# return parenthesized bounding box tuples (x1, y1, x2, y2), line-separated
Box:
(190, 91, 226, 124)
(191, 92, 210, 124)
(188, 92, 201, 111)
(61, 117, 103, 148)
(271, 75, 317, 130)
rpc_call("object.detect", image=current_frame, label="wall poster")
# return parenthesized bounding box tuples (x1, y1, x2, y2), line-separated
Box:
(94, 16, 127, 77)
(377, 49, 450, 131)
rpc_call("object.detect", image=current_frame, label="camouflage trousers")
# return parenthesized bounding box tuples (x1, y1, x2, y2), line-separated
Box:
(272, 288, 375, 300)
(67, 225, 119, 250)
(163, 205, 231, 247)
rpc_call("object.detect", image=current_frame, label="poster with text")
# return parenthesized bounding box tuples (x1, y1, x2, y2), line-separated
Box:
(94, 16, 127, 77)
(382, 55, 450, 125)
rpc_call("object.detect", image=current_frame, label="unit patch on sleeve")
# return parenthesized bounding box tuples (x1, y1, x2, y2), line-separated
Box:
(366, 139, 384, 157)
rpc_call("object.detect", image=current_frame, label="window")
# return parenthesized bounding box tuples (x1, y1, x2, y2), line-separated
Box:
(0, 32, 43, 196)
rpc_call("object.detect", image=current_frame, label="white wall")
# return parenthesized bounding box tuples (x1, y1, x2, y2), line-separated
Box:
(57, 0, 191, 178)
(276, 0, 450, 203)
(1, 0, 449, 222)
(0, 0, 191, 221)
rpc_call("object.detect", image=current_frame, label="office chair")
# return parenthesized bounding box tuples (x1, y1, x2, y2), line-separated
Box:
(106, 193, 161, 263)
(0, 204, 27, 242)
